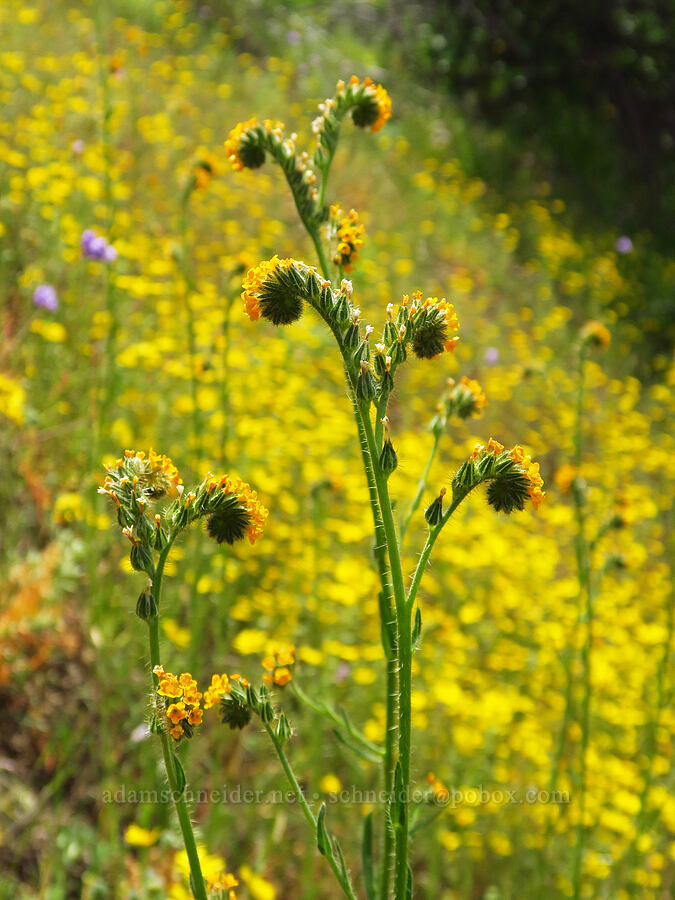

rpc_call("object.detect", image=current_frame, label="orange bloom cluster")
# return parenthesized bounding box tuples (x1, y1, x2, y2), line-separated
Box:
(262, 645, 295, 687)
(209, 871, 239, 899)
(469, 438, 505, 460)
(338, 76, 392, 132)
(241, 256, 305, 323)
(154, 666, 203, 740)
(100, 448, 181, 505)
(457, 376, 487, 413)
(202, 672, 231, 709)
(509, 445, 546, 509)
(224, 117, 284, 171)
(404, 290, 460, 357)
(219, 473, 268, 544)
(331, 206, 365, 272)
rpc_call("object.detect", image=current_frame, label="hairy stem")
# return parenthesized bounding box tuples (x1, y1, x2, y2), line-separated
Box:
(263, 723, 359, 900)
(147, 540, 207, 900)
(359, 404, 411, 898)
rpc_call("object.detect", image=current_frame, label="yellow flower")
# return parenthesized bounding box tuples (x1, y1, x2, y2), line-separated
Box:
(320, 773, 342, 794)
(166, 702, 188, 724)
(332, 207, 365, 272)
(124, 823, 160, 846)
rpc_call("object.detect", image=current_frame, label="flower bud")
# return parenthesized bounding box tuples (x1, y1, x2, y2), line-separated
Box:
(130, 543, 154, 575)
(379, 438, 398, 477)
(275, 712, 292, 742)
(136, 586, 158, 621)
(356, 362, 376, 404)
(425, 488, 446, 527)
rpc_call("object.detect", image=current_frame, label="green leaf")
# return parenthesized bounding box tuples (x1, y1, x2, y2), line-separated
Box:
(332, 728, 383, 764)
(316, 802, 331, 857)
(333, 836, 348, 882)
(412, 606, 422, 649)
(172, 754, 186, 796)
(361, 811, 376, 900)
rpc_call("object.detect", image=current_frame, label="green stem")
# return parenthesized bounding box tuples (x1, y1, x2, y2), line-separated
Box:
(406, 493, 464, 614)
(359, 404, 411, 899)
(145, 539, 207, 900)
(311, 228, 332, 280)
(263, 723, 358, 900)
(400, 432, 441, 547)
(303, 204, 398, 898)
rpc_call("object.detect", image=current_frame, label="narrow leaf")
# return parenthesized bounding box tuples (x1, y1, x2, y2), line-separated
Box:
(412, 606, 422, 649)
(361, 811, 376, 900)
(172, 754, 186, 796)
(332, 728, 383, 763)
(316, 802, 330, 857)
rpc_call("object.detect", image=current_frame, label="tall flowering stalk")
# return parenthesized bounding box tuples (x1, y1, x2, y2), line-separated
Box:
(99, 450, 267, 900)
(225, 79, 545, 898)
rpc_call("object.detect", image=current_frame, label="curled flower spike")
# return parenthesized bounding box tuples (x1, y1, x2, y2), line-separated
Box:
(451, 376, 487, 419)
(453, 440, 545, 513)
(340, 76, 392, 133)
(331, 206, 365, 272)
(225, 118, 320, 225)
(241, 256, 314, 324)
(99, 449, 182, 545)
(409, 296, 460, 359)
(313, 77, 392, 173)
(224, 118, 284, 171)
(169, 471, 268, 545)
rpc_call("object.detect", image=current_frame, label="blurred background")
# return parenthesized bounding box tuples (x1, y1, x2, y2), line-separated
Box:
(1, 1, 673, 898)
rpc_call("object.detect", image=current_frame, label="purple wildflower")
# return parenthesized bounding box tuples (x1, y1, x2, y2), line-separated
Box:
(615, 236, 633, 254)
(485, 347, 499, 365)
(71, 139, 85, 154)
(33, 284, 58, 311)
(286, 29, 300, 44)
(81, 228, 117, 263)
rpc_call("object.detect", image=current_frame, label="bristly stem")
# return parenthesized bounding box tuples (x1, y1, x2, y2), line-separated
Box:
(303, 183, 399, 899)
(359, 403, 412, 898)
(406, 491, 465, 614)
(262, 722, 359, 900)
(147, 539, 207, 900)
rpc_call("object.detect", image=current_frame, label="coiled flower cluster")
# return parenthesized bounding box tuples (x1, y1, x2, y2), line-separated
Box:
(100, 453, 268, 591)
(240, 260, 461, 409)
(331, 206, 365, 272)
(167, 472, 268, 546)
(455, 439, 545, 512)
(154, 666, 204, 741)
(224, 118, 320, 226)
(313, 76, 392, 170)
